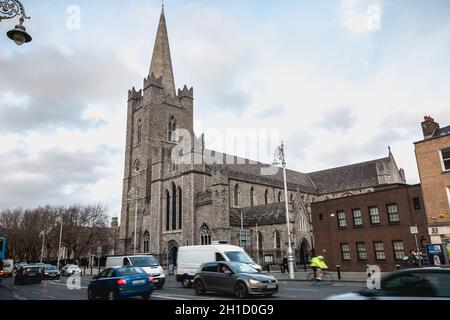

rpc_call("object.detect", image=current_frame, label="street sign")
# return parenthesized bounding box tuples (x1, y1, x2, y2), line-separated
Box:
(410, 226, 418, 234)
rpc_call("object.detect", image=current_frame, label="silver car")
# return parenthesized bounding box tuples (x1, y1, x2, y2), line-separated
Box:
(327, 268, 450, 300)
(193, 261, 279, 299)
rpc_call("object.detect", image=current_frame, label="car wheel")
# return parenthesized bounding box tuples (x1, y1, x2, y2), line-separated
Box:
(182, 278, 191, 288)
(142, 293, 151, 300)
(107, 290, 117, 301)
(194, 280, 205, 296)
(88, 289, 96, 301)
(235, 282, 248, 299)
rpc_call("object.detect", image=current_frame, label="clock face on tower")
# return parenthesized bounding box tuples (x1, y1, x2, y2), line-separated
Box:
(133, 159, 141, 172)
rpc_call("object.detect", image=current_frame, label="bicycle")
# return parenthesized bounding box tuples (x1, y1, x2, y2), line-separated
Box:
(306, 269, 333, 281)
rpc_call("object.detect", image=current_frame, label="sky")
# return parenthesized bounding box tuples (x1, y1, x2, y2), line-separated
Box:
(1, 0, 450, 219)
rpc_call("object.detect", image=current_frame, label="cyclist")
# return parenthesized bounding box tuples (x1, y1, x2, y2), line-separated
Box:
(310, 256, 328, 280)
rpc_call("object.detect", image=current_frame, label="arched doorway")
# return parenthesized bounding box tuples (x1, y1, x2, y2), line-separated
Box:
(168, 241, 179, 266)
(299, 238, 311, 264)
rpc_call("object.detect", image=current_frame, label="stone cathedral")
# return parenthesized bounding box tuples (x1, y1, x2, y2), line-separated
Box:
(119, 8, 406, 266)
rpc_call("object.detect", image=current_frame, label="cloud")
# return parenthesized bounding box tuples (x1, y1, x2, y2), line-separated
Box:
(0, 46, 136, 134)
(255, 105, 286, 119)
(315, 106, 358, 133)
(338, 0, 383, 34)
(0, 147, 116, 210)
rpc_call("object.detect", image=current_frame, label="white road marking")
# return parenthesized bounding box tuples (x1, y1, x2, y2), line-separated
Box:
(152, 293, 229, 301)
(13, 293, 28, 300)
(285, 288, 320, 292)
(152, 294, 189, 300)
(47, 281, 88, 290)
(47, 296, 57, 299)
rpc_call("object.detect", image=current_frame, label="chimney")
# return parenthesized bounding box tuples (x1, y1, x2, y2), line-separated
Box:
(421, 116, 439, 139)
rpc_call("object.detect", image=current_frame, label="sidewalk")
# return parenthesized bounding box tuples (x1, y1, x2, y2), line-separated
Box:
(261, 270, 388, 282)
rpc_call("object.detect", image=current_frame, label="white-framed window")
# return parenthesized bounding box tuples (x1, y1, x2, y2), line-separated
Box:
(447, 186, 450, 208)
(441, 148, 450, 171)
(337, 211, 347, 228)
(387, 204, 400, 223)
(341, 243, 351, 261)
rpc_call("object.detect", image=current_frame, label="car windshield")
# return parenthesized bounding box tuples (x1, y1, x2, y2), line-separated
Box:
(224, 251, 254, 264)
(24, 267, 39, 273)
(117, 267, 145, 276)
(130, 256, 159, 267)
(44, 265, 57, 270)
(228, 262, 259, 274)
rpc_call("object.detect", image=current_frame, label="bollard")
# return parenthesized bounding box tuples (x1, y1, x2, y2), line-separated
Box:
(90, 266, 93, 275)
(337, 265, 341, 280)
(304, 263, 307, 272)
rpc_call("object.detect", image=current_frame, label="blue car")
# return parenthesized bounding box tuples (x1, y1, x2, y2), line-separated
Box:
(88, 266, 154, 300)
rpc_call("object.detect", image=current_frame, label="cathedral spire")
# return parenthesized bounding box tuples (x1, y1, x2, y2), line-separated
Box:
(149, 6, 176, 97)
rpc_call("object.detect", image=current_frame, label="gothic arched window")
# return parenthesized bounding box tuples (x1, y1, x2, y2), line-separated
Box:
(274, 230, 281, 259)
(165, 190, 170, 231)
(234, 184, 240, 207)
(137, 119, 142, 145)
(172, 182, 177, 230)
(278, 191, 283, 202)
(290, 193, 294, 202)
(168, 116, 177, 142)
(200, 224, 212, 245)
(143, 231, 150, 253)
(257, 231, 264, 253)
(250, 187, 255, 207)
(178, 186, 182, 230)
(264, 189, 269, 205)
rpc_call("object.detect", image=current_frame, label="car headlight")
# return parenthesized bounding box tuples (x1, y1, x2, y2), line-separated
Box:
(249, 279, 261, 285)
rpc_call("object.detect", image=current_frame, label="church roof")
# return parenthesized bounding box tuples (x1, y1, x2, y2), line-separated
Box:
(149, 7, 176, 97)
(211, 155, 316, 193)
(229, 202, 289, 227)
(307, 157, 391, 193)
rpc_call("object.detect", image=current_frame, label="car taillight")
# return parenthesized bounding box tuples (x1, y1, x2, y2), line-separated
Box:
(116, 279, 127, 285)
(149, 276, 154, 282)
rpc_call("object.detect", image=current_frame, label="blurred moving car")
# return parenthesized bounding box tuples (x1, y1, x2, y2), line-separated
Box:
(14, 265, 42, 285)
(43, 264, 61, 280)
(13, 262, 28, 277)
(193, 261, 279, 299)
(177, 243, 262, 288)
(327, 268, 450, 300)
(0, 259, 14, 277)
(106, 255, 165, 289)
(61, 264, 82, 277)
(87, 266, 154, 300)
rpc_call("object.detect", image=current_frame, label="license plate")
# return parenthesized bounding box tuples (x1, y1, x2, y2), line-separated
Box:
(267, 284, 277, 289)
(133, 280, 145, 285)
(28, 273, 36, 276)
(153, 279, 159, 283)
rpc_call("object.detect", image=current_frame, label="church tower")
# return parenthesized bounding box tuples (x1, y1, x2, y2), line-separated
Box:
(119, 7, 195, 255)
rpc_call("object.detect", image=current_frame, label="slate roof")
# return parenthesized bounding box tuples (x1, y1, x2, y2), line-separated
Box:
(307, 157, 390, 193)
(434, 125, 450, 138)
(229, 202, 288, 227)
(208, 150, 399, 195)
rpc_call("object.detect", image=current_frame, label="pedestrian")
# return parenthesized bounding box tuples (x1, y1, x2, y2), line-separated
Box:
(408, 250, 419, 266)
(281, 256, 288, 274)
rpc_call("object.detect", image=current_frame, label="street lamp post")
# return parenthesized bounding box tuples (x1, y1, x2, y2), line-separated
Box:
(55, 217, 63, 270)
(39, 231, 45, 264)
(273, 141, 296, 280)
(0, 0, 32, 45)
(128, 187, 139, 254)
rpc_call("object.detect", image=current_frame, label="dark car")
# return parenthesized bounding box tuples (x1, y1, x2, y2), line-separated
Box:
(88, 266, 154, 300)
(42, 264, 61, 280)
(14, 265, 42, 285)
(193, 261, 279, 299)
(328, 268, 450, 300)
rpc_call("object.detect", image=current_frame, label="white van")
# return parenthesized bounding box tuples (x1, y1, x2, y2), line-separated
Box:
(1, 259, 14, 277)
(176, 243, 262, 288)
(105, 255, 165, 289)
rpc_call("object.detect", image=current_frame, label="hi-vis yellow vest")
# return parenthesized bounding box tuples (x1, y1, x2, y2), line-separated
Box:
(310, 257, 328, 269)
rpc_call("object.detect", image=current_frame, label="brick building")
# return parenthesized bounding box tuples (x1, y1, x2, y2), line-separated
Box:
(311, 184, 429, 272)
(119, 8, 407, 266)
(414, 116, 450, 250)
